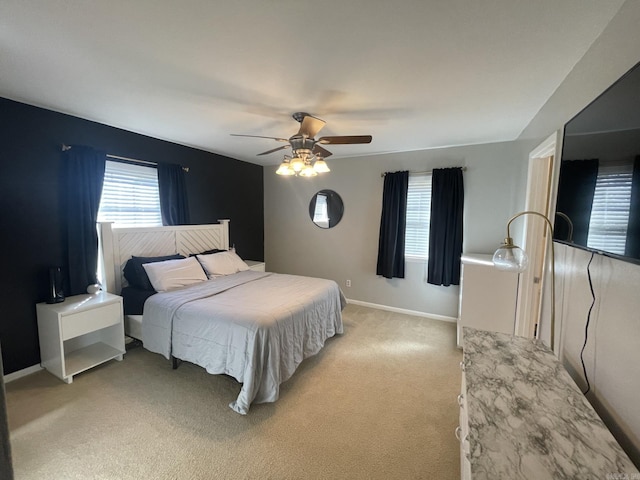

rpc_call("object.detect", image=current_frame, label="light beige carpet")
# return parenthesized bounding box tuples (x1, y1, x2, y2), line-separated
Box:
(7, 304, 462, 480)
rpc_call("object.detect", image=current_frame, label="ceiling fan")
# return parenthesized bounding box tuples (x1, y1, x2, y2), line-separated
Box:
(231, 112, 372, 176)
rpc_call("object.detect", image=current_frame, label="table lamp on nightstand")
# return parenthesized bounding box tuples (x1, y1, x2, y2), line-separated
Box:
(46, 266, 65, 304)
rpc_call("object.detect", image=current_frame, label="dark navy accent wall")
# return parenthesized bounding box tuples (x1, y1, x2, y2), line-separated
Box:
(0, 97, 264, 374)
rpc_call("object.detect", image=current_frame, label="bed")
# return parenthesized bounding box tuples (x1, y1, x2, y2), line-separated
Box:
(98, 221, 345, 414)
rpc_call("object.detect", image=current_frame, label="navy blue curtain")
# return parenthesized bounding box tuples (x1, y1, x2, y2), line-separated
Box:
(158, 163, 190, 226)
(626, 155, 640, 258)
(553, 159, 599, 245)
(64, 146, 106, 296)
(376, 171, 409, 279)
(427, 168, 464, 286)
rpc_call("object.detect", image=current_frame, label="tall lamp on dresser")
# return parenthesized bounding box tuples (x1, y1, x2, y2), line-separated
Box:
(493, 210, 556, 350)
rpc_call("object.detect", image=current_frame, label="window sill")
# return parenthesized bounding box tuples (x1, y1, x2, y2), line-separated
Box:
(405, 256, 428, 263)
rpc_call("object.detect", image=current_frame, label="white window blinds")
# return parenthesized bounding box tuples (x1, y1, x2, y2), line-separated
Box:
(587, 163, 633, 255)
(405, 173, 432, 259)
(97, 160, 162, 227)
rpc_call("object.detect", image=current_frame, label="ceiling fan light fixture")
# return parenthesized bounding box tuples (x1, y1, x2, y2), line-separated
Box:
(232, 112, 373, 178)
(299, 162, 318, 177)
(276, 159, 295, 176)
(313, 158, 330, 173)
(290, 156, 305, 172)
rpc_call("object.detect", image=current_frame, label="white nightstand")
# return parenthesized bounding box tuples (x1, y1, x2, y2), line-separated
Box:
(36, 292, 125, 384)
(245, 260, 266, 272)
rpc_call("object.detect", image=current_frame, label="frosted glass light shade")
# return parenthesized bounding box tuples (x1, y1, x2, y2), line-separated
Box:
(313, 159, 330, 173)
(290, 157, 305, 172)
(299, 164, 318, 177)
(276, 161, 295, 176)
(493, 245, 528, 272)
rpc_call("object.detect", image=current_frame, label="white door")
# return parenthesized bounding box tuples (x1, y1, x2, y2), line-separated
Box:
(515, 131, 562, 340)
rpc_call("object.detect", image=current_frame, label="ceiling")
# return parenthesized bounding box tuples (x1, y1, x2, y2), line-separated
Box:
(0, 0, 626, 166)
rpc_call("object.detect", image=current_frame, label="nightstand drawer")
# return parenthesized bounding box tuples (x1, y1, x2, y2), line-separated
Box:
(62, 302, 121, 340)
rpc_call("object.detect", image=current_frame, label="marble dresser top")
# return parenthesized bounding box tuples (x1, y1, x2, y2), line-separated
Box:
(462, 327, 638, 479)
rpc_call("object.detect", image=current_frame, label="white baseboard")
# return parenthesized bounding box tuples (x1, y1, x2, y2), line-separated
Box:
(345, 299, 457, 323)
(4, 364, 43, 383)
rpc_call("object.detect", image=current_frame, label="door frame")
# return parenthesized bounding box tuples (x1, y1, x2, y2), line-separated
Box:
(515, 130, 563, 344)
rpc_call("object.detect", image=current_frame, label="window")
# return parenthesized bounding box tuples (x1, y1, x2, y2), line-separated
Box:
(312, 193, 330, 228)
(587, 163, 633, 255)
(405, 173, 432, 259)
(97, 160, 162, 227)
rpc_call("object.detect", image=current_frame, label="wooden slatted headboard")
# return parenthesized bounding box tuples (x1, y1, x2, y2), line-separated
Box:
(98, 220, 230, 294)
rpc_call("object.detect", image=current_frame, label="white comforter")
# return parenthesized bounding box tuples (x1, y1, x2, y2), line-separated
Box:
(142, 271, 345, 414)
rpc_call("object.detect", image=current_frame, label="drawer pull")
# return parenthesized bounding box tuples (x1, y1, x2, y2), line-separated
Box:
(460, 361, 465, 372)
(455, 426, 462, 441)
(457, 393, 464, 406)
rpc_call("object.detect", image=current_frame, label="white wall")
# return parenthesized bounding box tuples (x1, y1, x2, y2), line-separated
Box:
(519, 0, 640, 465)
(264, 141, 527, 319)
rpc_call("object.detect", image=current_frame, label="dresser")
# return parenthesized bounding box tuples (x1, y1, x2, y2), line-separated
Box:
(457, 254, 519, 347)
(459, 327, 637, 479)
(36, 292, 125, 384)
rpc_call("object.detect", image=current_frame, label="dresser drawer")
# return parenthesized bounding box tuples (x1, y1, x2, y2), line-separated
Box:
(62, 302, 122, 340)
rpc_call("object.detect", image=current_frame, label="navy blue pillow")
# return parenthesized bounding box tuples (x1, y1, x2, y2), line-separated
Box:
(123, 254, 185, 291)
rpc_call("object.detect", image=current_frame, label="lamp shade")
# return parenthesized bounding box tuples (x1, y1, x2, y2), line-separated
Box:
(299, 163, 318, 177)
(313, 159, 330, 173)
(290, 156, 305, 172)
(276, 160, 295, 176)
(493, 244, 528, 272)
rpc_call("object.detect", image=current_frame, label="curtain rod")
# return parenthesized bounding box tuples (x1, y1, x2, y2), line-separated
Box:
(381, 166, 466, 177)
(61, 144, 189, 172)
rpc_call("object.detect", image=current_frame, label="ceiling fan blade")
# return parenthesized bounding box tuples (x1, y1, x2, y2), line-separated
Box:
(257, 145, 290, 156)
(297, 115, 326, 138)
(317, 135, 372, 145)
(312, 144, 333, 158)
(230, 134, 289, 142)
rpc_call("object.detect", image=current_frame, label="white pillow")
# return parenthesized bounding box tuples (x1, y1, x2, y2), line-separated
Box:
(196, 251, 250, 277)
(141, 256, 207, 292)
(228, 251, 250, 272)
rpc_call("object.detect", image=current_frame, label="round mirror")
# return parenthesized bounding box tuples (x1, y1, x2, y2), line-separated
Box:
(309, 190, 344, 229)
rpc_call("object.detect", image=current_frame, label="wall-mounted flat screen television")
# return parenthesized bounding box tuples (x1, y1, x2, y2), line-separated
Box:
(554, 61, 640, 264)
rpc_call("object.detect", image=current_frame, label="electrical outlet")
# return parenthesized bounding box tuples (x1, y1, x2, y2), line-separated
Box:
(346, 279, 351, 287)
